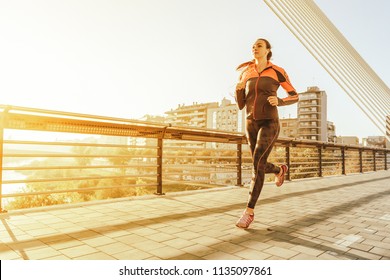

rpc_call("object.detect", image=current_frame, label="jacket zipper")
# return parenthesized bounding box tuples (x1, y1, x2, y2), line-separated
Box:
(252, 64, 273, 119)
(253, 72, 261, 119)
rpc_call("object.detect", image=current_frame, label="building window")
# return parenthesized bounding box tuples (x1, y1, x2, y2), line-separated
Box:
(237, 110, 243, 132)
(212, 111, 217, 129)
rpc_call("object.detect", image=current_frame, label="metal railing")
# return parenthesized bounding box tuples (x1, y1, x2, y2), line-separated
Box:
(1, 105, 389, 211)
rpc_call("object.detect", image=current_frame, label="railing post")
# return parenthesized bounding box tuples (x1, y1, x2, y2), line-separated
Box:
(318, 145, 323, 177)
(236, 143, 242, 186)
(359, 149, 363, 173)
(0, 122, 3, 213)
(286, 145, 291, 181)
(155, 138, 164, 195)
(385, 152, 388, 170)
(373, 150, 376, 172)
(0, 109, 6, 213)
(341, 147, 346, 175)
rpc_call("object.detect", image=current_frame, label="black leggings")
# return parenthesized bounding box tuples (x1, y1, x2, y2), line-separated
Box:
(246, 118, 281, 209)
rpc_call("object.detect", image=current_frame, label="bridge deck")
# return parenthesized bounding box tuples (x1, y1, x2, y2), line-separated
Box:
(1, 171, 389, 260)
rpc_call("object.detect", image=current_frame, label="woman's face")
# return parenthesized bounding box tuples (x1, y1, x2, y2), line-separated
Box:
(252, 39, 269, 60)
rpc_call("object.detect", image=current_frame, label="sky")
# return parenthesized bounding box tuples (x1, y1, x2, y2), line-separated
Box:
(0, 0, 389, 140)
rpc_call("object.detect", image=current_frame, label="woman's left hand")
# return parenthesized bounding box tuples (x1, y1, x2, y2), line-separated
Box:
(267, 96, 278, 106)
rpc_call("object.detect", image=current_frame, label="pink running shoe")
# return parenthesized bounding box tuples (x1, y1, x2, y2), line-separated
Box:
(275, 164, 288, 187)
(236, 212, 254, 229)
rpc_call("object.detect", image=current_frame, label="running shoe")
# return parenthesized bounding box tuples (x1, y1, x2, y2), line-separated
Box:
(275, 164, 288, 187)
(236, 212, 254, 229)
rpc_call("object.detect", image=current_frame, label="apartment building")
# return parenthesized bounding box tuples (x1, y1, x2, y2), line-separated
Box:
(279, 118, 299, 138)
(327, 121, 336, 143)
(363, 136, 388, 148)
(165, 102, 218, 128)
(336, 136, 359, 146)
(297, 86, 327, 141)
(207, 98, 245, 133)
(163, 99, 246, 148)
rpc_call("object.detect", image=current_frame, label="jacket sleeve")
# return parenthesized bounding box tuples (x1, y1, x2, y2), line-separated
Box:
(235, 88, 246, 110)
(235, 71, 246, 110)
(277, 68, 299, 106)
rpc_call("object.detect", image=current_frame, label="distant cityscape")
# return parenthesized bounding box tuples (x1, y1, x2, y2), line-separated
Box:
(139, 86, 390, 149)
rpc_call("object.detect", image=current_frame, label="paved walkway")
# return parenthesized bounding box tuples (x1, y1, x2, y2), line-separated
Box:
(1, 171, 389, 260)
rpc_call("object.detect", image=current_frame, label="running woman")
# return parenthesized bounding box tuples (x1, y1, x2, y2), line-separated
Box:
(235, 38, 299, 229)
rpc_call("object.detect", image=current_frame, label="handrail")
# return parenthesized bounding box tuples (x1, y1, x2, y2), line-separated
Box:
(1, 105, 389, 211)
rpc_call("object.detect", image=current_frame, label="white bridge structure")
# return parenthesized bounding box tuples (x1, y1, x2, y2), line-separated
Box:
(264, 0, 390, 142)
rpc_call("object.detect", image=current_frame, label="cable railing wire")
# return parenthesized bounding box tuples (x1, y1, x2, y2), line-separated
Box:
(264, 0, 390, 141)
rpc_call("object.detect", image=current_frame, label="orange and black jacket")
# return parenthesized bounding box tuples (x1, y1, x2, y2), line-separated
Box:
(235, 61, 299, 120)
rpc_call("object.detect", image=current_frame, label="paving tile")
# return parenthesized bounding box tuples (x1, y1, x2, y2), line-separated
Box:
(362, 239, 390, 250)
(210, 242, 245, 254)
(74, 252, 116, 260)
(162, 238, 196, 249)
(47, 238, 85, 250)
(369, 247, 390, 258)
(130, 227, 160, 236)
(67, 230, 99, 241)
(290, 245, 324, 256)
(357, 232, 384, 241)
(311, 229, 340, 238)
(147, 232, 176, 242)
(157, 226, 185, 234)
(266, 239, 296, 249)
(41, 254, 71, 260)
(24, 228, 60, 237)
(0, 248, 23, 260)
(59, 244, 99, 258)
(332, 227, 356, 235)
(316, 251, 345, 260)
(100, 229, 132, 238)
(112, 248, 152, 260)
(96, 242, 134, 255)
(167, 253, 203, 260)
(173, 231, 203, 240)
(290, 253, 319, 260)
(263, 246, 299, 259)
(82, 236, 116, 247)
(192, 236, 221, 246)
(197, 229, 229, 238)
(375, 230, 390, 238)
(383, 237, 390, 244)
(203, 251, 243, 260)
(7, 239, 47, 251)
(132, 240, 167, 251)
(238, 240, 272, 251)
(347, 248, 382, 260)
(346, 242, 373, 252)
(181, 244, 217, 257)
(0, 171, 389, 261)
(148, 246, 185, 259)
(114, 234, 148, 245)
(233, 248, 271, 259)
(24, 247, 62, 260)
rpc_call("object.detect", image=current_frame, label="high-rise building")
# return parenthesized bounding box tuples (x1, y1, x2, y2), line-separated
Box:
(163, 99, 246, 148)
(165, 102, 218, 128)
(297, 86, 327, 141)
(207, 98, 245, 133)
(279, 118, 298, 139)
(327, 121, 336, 143)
